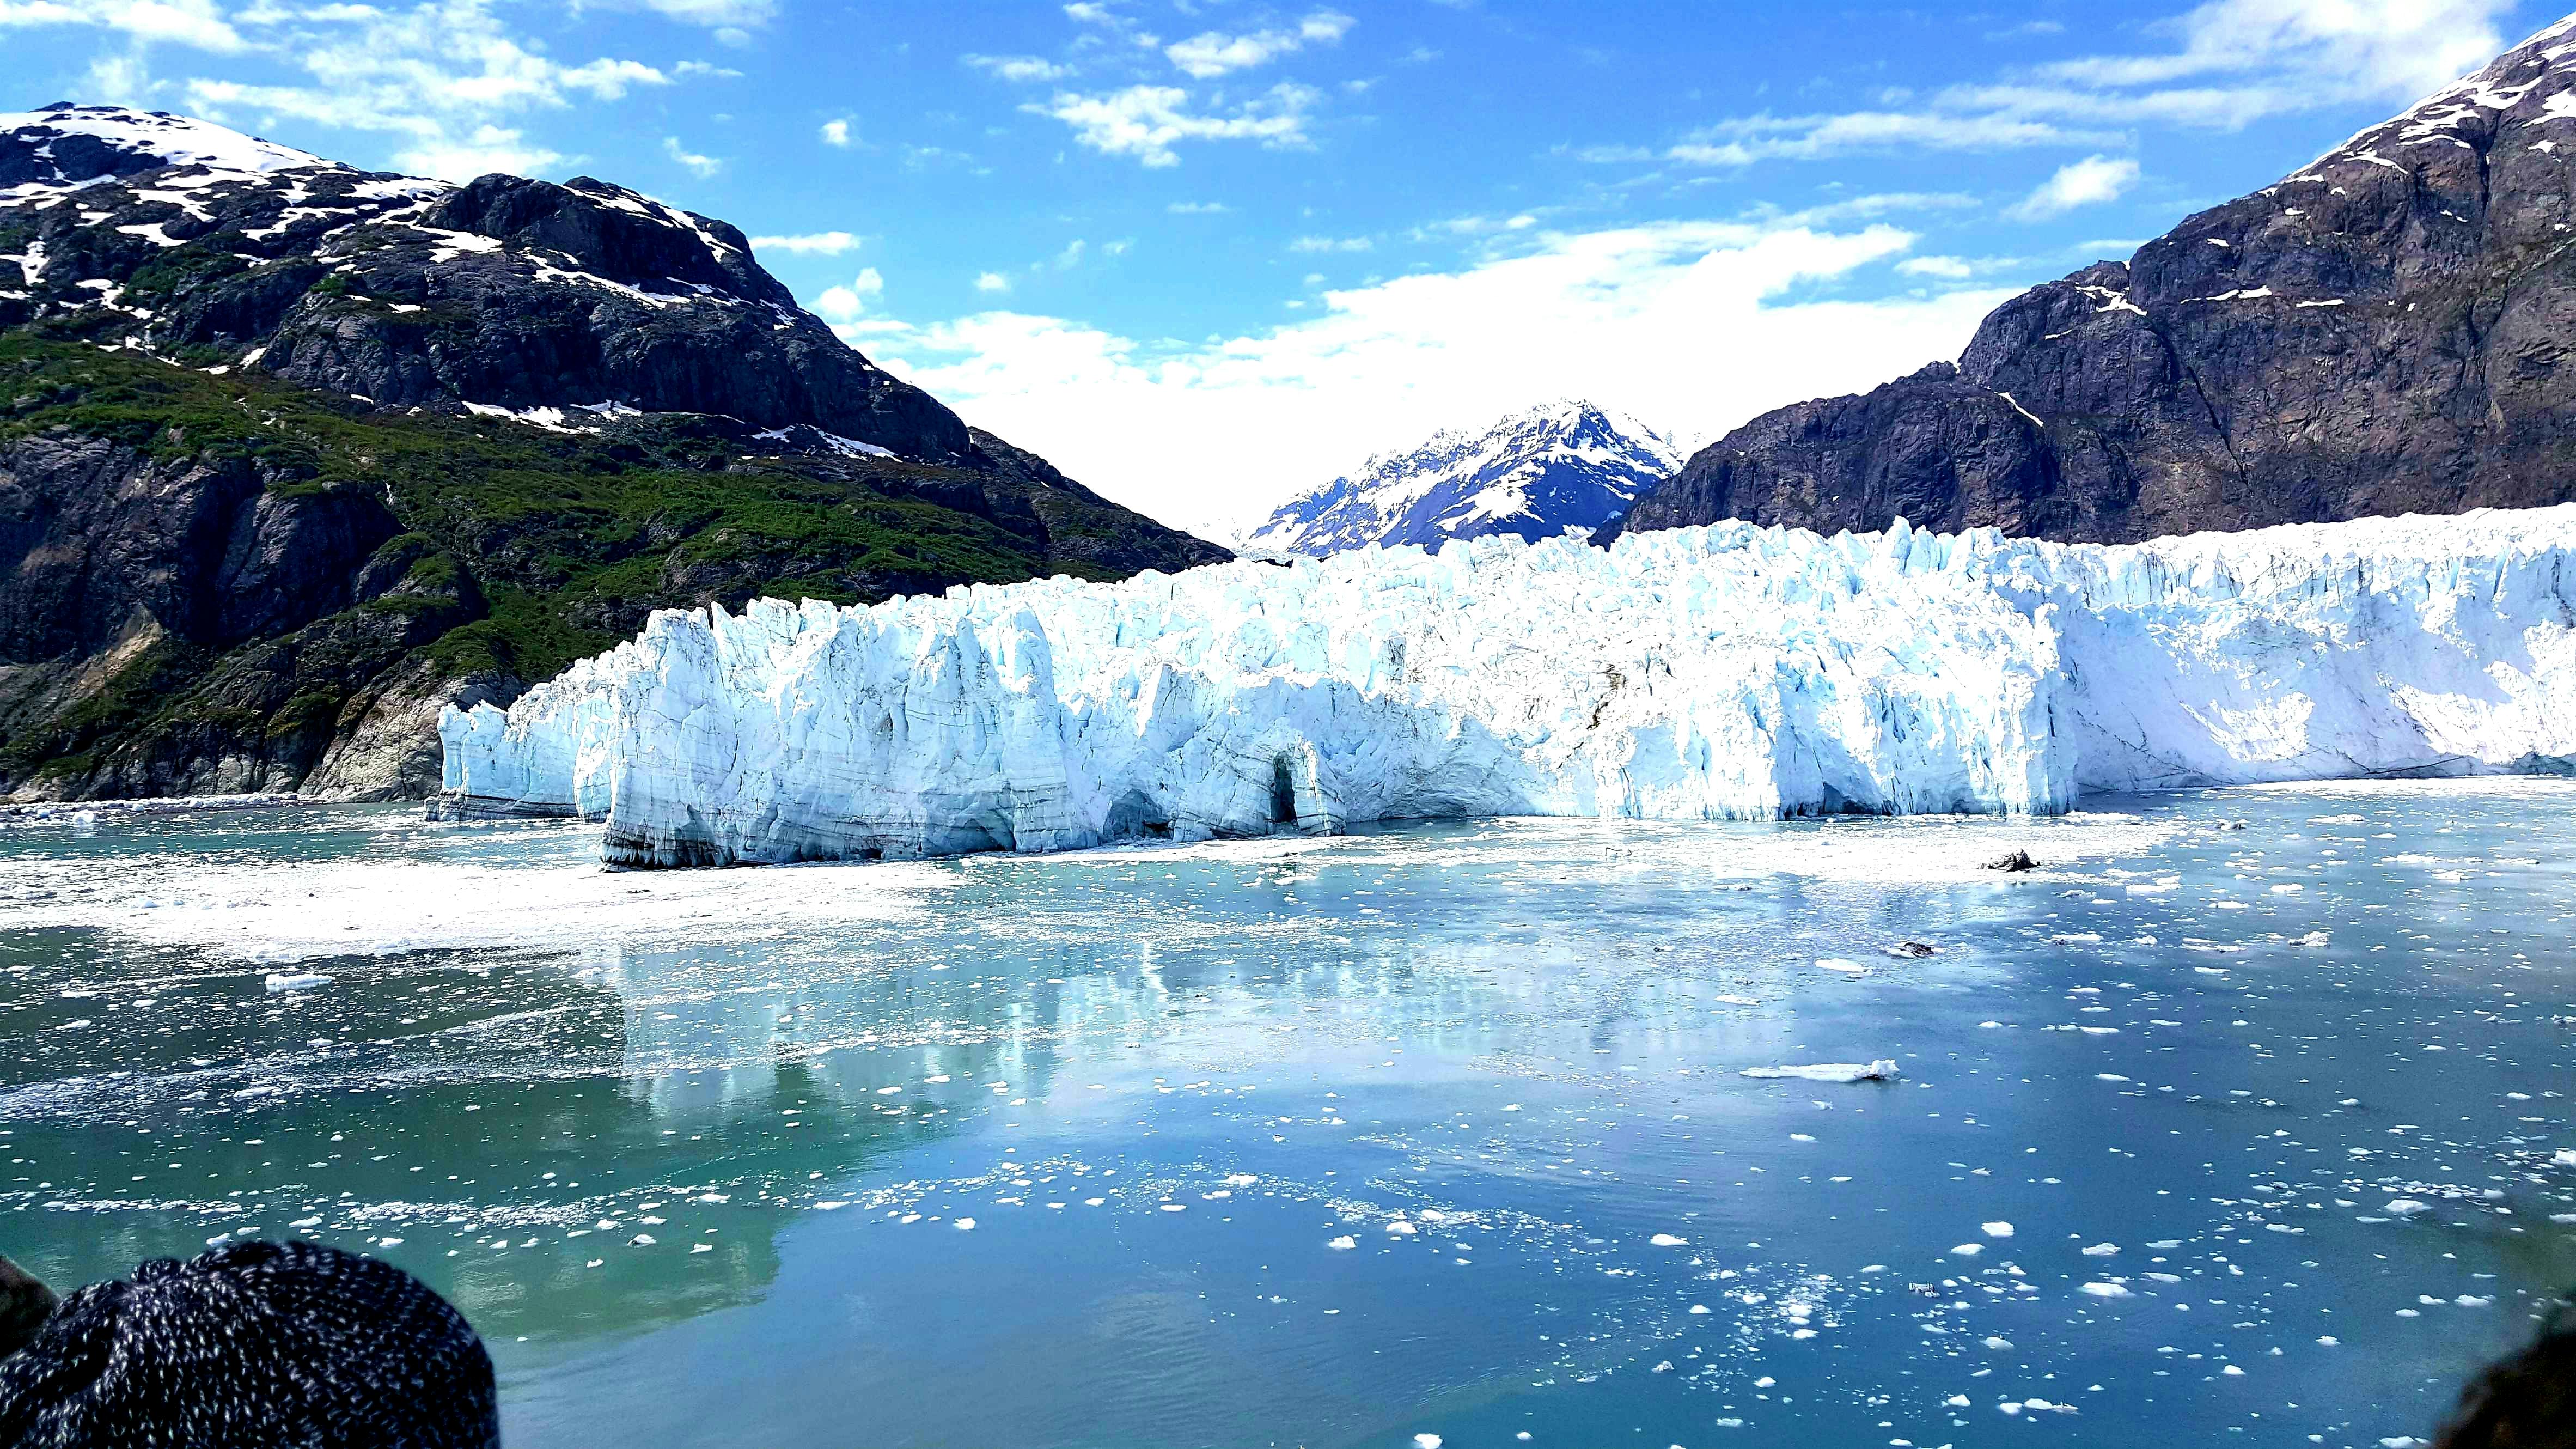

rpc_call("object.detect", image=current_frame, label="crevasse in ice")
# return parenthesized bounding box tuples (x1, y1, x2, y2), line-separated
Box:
(435, 506, 2576, 866)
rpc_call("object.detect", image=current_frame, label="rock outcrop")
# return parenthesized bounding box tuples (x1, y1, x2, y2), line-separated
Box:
(0, 104, 1227, 800)
(1608, 15, 2576, 546)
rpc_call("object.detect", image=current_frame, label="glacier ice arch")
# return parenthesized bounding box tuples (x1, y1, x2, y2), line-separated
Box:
(434, 508, 2576, 868)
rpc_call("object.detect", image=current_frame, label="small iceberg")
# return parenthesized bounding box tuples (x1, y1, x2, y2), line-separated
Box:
(1741, 1059, 1900, 1083)
(263, 972, 334, 993)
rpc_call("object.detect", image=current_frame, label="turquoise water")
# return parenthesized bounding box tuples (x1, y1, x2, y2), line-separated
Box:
(2, 784, 2572, 1448)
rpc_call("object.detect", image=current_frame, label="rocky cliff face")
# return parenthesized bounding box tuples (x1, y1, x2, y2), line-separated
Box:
(1608, 15, 2576, 546)
(0, 104, 1226, 801)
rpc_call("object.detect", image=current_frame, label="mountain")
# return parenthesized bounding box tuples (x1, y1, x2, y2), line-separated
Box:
(1604, 14, 2576, 548)
(1248, 400, 1682, 555)
(0, 102, 1227, 802)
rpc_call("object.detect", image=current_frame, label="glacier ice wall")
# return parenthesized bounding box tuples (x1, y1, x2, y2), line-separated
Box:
(436, 506, 2576, 867)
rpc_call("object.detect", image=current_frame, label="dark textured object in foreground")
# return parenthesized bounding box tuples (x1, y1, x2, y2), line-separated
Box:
(0, 1256, 56, 1361)
(2431, 1301, 2576, 1448)
(0, 1240, 498, 1449)
(1606, 16, 2576, 547)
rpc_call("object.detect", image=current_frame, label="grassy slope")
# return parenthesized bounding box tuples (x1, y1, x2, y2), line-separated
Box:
(0, 328, 1184, 792)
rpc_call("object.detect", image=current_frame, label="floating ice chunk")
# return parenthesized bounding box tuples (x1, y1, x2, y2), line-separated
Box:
(1814, 958, 1870, 976)
(2079, 1281, 2132, 1298)
(1387, 1220, 1417, 1235)
(955, 1218, 976, 1231)
(1651, 1233, 1690, 1247)
(1951, 1243, 1985, 1256)
(1982, 1221, 2015, 1238)
(1742, 1060, 1900, 1083)
(2384, 1199, 2433, 1217)
(1413, 1436, 1441, 1449)
(1982, 1335, 2015, 1350)
(264, 972, 333, 993)
(2080, 1243, 2119, 1256)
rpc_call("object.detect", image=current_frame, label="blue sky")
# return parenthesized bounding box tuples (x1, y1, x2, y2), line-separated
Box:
(2, 0, 2556, 532)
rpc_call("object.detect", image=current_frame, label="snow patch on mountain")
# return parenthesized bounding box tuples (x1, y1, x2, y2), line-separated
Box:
(1248, 399, 1683, 555)
(1, 102, 346, 194)
(436, 505, 2576, 868)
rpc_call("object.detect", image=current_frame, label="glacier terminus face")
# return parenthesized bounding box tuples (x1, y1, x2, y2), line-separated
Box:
(435, 506, 2576, 867)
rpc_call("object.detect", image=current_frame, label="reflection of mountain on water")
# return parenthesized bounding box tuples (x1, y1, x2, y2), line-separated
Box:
(0, 931, 1053, 1351)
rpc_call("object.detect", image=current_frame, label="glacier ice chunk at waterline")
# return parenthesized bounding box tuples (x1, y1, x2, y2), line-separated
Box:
(434, 507, 2576, 867)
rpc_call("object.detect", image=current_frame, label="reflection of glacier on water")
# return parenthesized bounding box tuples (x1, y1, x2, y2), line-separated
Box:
(2, 787, 2573, 1449)
(438, 509, 2576, 866)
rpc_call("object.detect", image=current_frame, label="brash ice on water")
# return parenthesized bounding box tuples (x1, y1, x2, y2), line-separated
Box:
(434, 507, 2576, 867)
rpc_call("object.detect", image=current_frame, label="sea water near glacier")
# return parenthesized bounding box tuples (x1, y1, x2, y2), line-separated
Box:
(1, 783, 2572, 1449)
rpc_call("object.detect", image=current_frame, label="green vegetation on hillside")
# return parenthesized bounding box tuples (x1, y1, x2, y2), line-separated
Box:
(0, 329, 1183, 796)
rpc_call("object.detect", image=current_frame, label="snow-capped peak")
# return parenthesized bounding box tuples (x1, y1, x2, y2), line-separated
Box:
(0, 102, 340, 188)
(1250, 399, 1686, 557)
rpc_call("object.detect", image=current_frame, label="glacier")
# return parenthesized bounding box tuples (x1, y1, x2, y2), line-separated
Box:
(435, 506, 2576, 868)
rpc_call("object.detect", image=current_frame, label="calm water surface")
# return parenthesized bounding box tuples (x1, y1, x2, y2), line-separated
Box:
(2, 783, 2571, 1449)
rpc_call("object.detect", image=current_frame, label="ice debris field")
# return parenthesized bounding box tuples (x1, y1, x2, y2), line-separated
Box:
(436, 506, 2576, 866)
(7, 782, 2574, 1449)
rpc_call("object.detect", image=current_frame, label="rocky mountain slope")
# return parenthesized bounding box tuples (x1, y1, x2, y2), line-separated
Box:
(1606, 14, 2576, 547)
(1249, 399, 1680, 555)
(0, 103, 1226, 801)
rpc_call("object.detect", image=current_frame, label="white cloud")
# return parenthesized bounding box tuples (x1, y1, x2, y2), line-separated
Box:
(815, 267, 886, 326)
(625, 0, 774, 27)
(2039, 0, 2513, 99)
(856, 218, 2004, 536)
(1034, 82, 1318, 166)
(752, 230, 858, 255)
(965, 53, 1071, 82)
(1896, 255, 1976, 279)
(974, 271, 1011, 293)
(1167, 199, 1230, 214)
(662, 135, 721, 176)
(2005, 154, 2140, 221)
(1164, 9, 1352, 78)
(1663, 111, 2116, 165)
(819, 118, 852, 147)
(392, 123, 561, 178)
(0, 0, 247, 53)
(1289, 234, 1371, 253)
(169, 0, 679, 181)
(1618, 0, 2520, 171)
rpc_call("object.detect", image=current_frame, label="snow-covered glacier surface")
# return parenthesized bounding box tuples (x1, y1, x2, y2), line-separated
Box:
(436, 506, 2576, 866)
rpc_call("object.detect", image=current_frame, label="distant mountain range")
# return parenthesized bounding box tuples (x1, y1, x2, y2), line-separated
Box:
(0, 103, 1226, 802)
(1248, 399, 1682, 555)
(1605, 13, 2576, 548)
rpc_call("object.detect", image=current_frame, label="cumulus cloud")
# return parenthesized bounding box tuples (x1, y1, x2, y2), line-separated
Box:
(819, 118, 853, 147)
(0, 0, 247, 52)
(974, 271, 1011, 293)
(1033, 82, 1318, 166)
(752, 230, 858, 255)
(965, 53, 1070, 83)
(2005, 154, 2140, 221)
(815, 267, 886, 328)
(1164, 9, 1352, 78)
(156, 0, 692, 180)
(662, 135, 721, 176)
(850, 214, 2005, 535)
